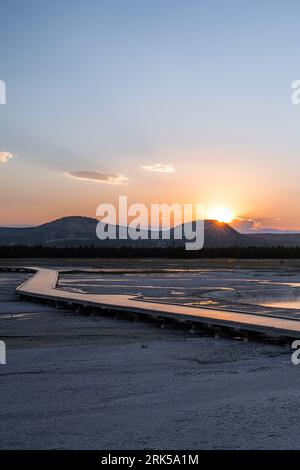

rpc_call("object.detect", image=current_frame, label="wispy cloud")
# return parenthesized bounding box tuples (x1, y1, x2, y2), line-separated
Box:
(64, 171, 129, 185)
(233, 216, 298, 234)
(230, 217, 289, 233)
(142, 163, 175, 173)
(230, 217, 261, 232)
(0, 151, 14, 164)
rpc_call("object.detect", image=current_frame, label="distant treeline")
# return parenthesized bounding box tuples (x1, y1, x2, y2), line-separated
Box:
(1, 244, 300, 258)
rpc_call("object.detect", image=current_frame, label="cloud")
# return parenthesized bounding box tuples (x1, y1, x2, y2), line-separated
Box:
(0, 152, 14, 164)
(142, 163, 175, 173)
(231, 216, 290, 233)
(230, 217, 261, 233)
(65, 171, 129, 185)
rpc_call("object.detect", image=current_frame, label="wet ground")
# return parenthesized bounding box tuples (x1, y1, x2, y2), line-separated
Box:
(1, 264, 300, 449)
(59, 268, 300, 319)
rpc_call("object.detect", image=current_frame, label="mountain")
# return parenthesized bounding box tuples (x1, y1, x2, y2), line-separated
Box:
(0, 216, 99, 247)
(1, 216, 300, 248)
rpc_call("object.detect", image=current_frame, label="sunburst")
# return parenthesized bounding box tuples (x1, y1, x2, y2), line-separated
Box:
(207, 207, 234, 223)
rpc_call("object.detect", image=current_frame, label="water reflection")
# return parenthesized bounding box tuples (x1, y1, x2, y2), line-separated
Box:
(258, 299, 300, 309)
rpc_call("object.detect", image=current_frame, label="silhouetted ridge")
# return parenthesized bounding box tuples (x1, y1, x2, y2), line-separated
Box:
(1, 216, 300, 247)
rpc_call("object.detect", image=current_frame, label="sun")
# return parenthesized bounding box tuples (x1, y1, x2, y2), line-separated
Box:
(207, 207, 235, 223)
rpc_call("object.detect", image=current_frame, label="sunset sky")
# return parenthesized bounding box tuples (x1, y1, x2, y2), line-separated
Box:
(1, 0, 300, 231)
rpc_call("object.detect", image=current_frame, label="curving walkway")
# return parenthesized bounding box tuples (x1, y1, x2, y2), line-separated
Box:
(15, 267, 300, 340)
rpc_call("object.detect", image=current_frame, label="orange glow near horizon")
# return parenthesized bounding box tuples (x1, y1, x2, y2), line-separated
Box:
(206, 207, 235, 224)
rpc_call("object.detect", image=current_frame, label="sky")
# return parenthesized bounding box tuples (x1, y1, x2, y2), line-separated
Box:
(1, 0, 300, 231)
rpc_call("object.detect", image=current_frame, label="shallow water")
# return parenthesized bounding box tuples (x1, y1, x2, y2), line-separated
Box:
(58, 268, 300, 316)
(258, 299, 300, 310)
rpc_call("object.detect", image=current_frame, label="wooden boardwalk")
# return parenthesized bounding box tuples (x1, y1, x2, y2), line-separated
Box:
(13, 267, 300, 341)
